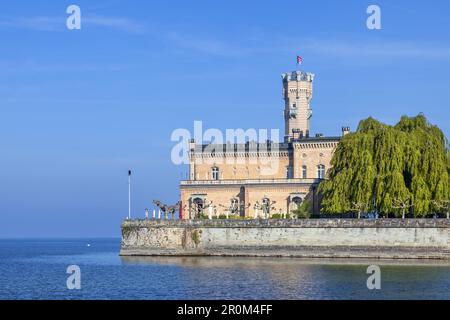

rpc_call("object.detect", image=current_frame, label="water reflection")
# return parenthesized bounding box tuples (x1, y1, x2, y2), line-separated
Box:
(120, 256, 450, 299)
(2, 237, 450, 299)
(121, 255, 450, 268)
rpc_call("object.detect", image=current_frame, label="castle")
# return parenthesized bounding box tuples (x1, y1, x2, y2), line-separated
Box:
(179, 70, 349, 219)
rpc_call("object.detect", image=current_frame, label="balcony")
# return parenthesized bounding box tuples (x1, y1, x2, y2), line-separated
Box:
(180, 178, 320, 186)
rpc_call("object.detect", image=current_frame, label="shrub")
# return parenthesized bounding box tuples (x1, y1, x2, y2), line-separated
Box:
(270, 213, 291, 219)
(292, 200, 312, 219)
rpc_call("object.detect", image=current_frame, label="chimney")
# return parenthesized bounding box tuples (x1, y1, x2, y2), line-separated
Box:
(292, 129, 301, 140)
(189, 139, 196, 151)
(305, 130, 310, 138)
(342, 127, 350, 136)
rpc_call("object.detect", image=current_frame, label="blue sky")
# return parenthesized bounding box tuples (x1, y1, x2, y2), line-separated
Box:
(1, 0, 449, 237)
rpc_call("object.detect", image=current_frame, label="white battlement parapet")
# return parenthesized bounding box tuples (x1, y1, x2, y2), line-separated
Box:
(282, 71, 314, 82)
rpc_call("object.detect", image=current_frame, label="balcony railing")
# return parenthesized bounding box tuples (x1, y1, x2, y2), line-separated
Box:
(180, 178, 321, 186)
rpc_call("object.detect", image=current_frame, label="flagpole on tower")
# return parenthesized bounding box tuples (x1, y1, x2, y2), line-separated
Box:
(128, 170, 131, 220)
(296, 55, 302, 70)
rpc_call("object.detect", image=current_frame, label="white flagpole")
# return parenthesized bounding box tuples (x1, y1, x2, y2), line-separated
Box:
(128, 170, 131, 220)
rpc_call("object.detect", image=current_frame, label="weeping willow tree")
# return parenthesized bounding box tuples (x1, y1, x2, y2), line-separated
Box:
(319, 114, 450, 217)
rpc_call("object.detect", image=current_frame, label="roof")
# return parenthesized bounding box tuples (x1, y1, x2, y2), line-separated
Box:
(194, 136, 341, 152)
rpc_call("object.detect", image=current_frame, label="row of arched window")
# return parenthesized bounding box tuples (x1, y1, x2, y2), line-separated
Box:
(288, 165, 325, 179)
(210, 165, 326, 180)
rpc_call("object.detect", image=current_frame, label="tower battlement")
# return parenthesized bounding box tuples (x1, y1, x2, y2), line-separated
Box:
(281, 71, 314, 82)
(282, 70, 314, 142)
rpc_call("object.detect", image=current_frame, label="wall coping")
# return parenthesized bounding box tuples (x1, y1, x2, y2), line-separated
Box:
(121, 219, 450, 228)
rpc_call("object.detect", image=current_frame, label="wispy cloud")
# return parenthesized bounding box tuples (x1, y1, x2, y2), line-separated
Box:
(295, 38, 450, 60)
(0, 16, 63, 31)
(3, 13, 448, 61)
(165, 32, 237, 56)
(0, 15, 144, 33)
(161, 30, 450, 61)
(83, 16, 145, 33)
(0, 59, 133, 73)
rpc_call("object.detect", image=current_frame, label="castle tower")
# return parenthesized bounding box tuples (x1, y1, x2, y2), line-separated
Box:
(282, 71, 314, 141)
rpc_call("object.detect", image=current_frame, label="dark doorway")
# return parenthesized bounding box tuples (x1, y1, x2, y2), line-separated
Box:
(239, 186, 246, 217)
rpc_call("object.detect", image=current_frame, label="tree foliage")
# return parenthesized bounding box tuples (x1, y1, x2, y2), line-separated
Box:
(319, 114, 450, 217)
(292, 200, 312, 219)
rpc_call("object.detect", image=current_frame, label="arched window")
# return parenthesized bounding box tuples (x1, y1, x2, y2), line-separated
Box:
(292, 196, 303, 206)
(192, 197, 204, 218)
(317, 165, 325, 179)
(211, 167, 220, 180)
(302, 165, 307, 179)
(286, 166, 293, 179)
(289, 104, 297, 118)
(291, 196, 303, 211)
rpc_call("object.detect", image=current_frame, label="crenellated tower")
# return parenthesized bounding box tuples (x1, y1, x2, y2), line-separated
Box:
(282, 71, 314, 141)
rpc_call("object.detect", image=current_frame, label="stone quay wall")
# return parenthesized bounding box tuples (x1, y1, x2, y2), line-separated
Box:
(120, 219, 450, 259)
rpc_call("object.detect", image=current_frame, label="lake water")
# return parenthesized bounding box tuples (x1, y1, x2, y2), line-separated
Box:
(1, 238, 449, 300)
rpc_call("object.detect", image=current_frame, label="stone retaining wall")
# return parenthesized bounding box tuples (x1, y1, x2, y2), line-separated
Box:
(120, 219, 450, 259)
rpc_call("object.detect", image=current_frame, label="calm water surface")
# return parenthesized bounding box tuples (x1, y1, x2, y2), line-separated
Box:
(0, 239, 449, 300)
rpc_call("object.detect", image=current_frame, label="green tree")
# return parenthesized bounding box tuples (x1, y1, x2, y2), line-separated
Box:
(292, 200, 312, 219)
(320, 114, 449, 217)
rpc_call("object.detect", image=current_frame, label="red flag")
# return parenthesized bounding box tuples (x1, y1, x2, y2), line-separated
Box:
(297, 55, 303, 65)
